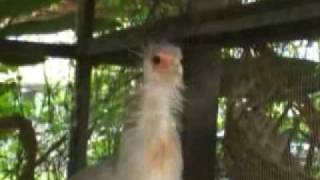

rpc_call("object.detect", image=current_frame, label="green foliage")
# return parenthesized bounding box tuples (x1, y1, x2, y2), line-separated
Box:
(88, 65, 140, 164)
(0, 0, 59, 19)
(0, 65, 21, 116)
(0, 65, 28, 179)
(0, 62, 72, 179)
(0, 136, 21, 180)
(0, 62, 140, 179)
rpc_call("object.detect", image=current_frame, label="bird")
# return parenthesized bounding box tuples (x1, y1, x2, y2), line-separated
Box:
(69, 42, 184, 180)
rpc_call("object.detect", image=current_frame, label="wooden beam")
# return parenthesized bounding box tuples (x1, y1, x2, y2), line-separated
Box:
(90, 50, 320, 97)
(182, 46, 221, 180)
(0, 39, 76, 58)
(67, 0, 95, 177)
(0, 14, 76, 37)
(87, 0, 320, 56)
(90, 50, 141, 66)
(2, 0, 320, 65)
(0, 15, 118, 37)
(182, 1, 222, 179)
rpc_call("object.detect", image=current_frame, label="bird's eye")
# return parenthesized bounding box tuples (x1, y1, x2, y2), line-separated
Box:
(152, 55, 161, 65)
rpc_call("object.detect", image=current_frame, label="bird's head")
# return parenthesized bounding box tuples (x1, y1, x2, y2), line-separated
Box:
(143, 43, 183, 87)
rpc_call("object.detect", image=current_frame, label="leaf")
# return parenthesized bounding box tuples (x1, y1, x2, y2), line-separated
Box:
(0, 82, 16, 96)
(0, 0, 59, 19)
(0, 64, 17, 73)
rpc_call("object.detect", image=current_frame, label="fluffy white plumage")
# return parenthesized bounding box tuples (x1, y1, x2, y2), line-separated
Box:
(70, 43, 184, 180)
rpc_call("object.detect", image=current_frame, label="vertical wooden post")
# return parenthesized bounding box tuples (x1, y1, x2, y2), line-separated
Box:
(67, 0, 95, 177)
(182, 2, 228, 179)
(182, 46, 221, 180)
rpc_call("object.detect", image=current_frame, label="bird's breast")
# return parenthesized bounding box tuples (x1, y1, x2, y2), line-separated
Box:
(146, 134, 180, 174)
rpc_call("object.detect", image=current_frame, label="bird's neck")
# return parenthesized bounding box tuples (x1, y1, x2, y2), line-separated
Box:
(139, 81, 183, 132)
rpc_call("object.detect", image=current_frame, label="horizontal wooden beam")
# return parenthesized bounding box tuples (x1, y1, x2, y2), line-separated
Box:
(1, 0, 320, 67)
(0, 15, 119, 37)
(0, 39, 76, 57)
(0, 14, 76, 37)
(87, 0, 320, 56)
(0, 39, 76, 65)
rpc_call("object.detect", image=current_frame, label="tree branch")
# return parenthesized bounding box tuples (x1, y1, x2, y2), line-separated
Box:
(35, 134, 68, 167)
(220, 56, 320, 98)
(0, 116, 37, 180)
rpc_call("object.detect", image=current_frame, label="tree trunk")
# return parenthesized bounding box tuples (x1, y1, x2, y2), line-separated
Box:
(223, 61, 314, 180)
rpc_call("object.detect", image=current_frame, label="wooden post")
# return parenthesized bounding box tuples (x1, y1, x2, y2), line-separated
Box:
(67, 0, 95, 177)
(182, 45, 221, 180)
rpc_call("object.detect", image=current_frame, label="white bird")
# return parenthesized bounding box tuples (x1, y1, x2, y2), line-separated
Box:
(70, 42, 184, 180)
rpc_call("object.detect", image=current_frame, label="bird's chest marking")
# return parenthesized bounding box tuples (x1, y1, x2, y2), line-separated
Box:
(146, 135, 173, 172)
